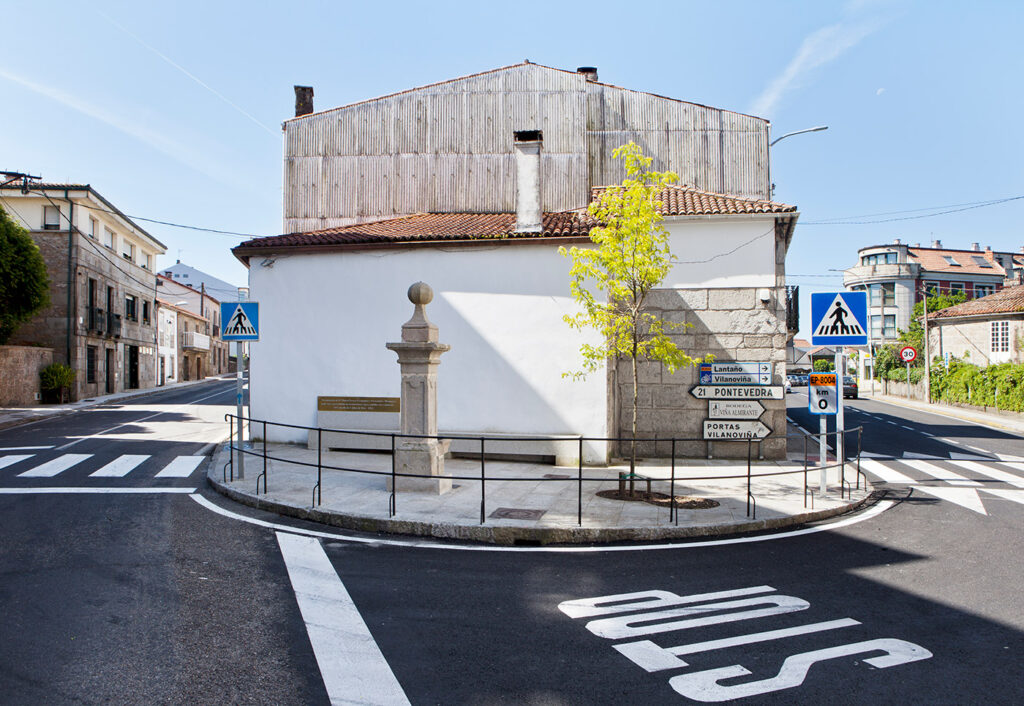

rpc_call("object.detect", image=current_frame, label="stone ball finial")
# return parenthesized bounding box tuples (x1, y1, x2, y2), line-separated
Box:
(408, 282, 433, 306)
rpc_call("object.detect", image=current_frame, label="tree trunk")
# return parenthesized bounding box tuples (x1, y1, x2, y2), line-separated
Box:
(630, 330, 639, 496)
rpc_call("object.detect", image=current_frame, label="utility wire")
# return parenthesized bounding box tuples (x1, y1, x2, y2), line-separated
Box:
(803, 196, 1024, 225)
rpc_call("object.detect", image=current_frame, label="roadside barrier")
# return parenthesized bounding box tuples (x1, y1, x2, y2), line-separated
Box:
(224, 414, 864, 526)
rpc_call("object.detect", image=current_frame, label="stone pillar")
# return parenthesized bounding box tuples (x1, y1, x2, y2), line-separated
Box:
(385, 282, 452, 493)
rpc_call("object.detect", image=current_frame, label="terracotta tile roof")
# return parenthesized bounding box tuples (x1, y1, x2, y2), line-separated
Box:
(928, 284, 1024, 320)
(591, 184, 796, 216)
(908, 247, 1006, 276)
(234, 211, 595, 253)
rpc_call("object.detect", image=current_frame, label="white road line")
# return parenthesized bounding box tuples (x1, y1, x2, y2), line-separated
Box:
(18, 454, 92, 477)
(950, 460, 1024, 489)
(962, 444, 991, 454)
(276, 532, 411, 706)
(154, 455, 205, 478)
(0, 446, 54, 451)
(900, 425, 915, 431)
(859, 458, 914, 484)
(90, 454, 150, 477)
(899, 459, 981, 487)
(0, 455, 34, 470)
(0, 487, 195, 494)
(55, 386, 231, 451)
(190, 495, 895, 554)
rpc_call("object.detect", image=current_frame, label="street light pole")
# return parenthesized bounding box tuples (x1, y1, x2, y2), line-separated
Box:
(770, 125, 829, 147)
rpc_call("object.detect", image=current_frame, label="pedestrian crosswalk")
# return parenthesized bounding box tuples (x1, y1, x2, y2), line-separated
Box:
(856, 455, 1024, 515)
(0, 452, 205, 481)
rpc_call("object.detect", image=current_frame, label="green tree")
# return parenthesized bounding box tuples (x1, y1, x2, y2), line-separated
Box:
(559, 142, 705, 483)
(0, 207, 50, 344)
(897, 289, 967, 353)
(812, 358, 835, 372)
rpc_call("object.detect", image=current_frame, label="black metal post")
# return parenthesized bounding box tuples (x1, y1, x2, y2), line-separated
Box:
(480, 437, 486, 525)
(262, 420, 268, 493)
(671, 438, 677, 526)
(746, 437, 752, 518)
(228, 414, 234, 482)
(389, 434, 396, 517)
(577, 437, 583, 527)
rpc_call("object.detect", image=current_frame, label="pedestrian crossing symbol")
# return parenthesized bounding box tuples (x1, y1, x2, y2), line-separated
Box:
(810, 291, 867, 345)
(221, 302, 259, 341)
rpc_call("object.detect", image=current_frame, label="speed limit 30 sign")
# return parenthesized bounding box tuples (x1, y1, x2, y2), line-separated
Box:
(808, 372, 838, 415)
(900, 346, 918, 363)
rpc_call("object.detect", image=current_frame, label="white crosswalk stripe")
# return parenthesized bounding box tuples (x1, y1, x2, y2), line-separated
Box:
(898, 459, 981, 487)
(0, 454, 34, 470)
(90, 455, 150, 478)
(154, 456, 205, 478)
(859, 458, 915, 484)
(948, 460, 1024, 489)
(18, 454, 92, 477)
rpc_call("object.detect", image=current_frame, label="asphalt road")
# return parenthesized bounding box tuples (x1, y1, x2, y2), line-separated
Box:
(1, 384, 1021, 704)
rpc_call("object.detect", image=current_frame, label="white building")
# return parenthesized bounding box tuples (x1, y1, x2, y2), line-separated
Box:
(157, 305, 177, 385)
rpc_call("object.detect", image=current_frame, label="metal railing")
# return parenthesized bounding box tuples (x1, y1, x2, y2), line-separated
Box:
(224, 414, 864, 527)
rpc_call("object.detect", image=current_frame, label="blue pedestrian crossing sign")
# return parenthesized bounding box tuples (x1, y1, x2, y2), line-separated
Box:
(810, 291, 867, 345)
(221, 302, 259, 341)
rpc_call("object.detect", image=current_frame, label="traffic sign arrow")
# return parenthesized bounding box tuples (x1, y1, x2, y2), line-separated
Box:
(702, 420, 772, 440)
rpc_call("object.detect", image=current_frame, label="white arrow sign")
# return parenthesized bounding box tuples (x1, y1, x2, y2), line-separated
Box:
(690, 386, 784, 400)
(708, 400, 766, 420)
(703, 420, 771, 440)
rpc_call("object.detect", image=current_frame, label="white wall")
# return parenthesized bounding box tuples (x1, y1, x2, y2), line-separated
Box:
(249, 216, 781, 454)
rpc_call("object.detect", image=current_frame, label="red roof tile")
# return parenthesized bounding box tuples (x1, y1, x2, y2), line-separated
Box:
(928, 284, 1024, 320)
(591, 184, 796, 216)
(908, 247, 1006, 276)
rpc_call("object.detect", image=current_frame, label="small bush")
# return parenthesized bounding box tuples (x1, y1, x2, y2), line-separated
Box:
(40, 363, 76, 403)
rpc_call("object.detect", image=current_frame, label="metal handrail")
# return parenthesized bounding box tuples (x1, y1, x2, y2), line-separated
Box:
(222, 413, 864, 524)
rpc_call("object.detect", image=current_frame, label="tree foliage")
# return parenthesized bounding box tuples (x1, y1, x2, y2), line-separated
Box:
(812, 358, 834, 372)
(559, 142, 705, 477)
(0, 207, 50, 344)
(874, 289, 967, 379)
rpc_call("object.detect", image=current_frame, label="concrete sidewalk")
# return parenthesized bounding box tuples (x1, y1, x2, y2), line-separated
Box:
(207, 436, 873, 545)
(0, 374, 235, 431)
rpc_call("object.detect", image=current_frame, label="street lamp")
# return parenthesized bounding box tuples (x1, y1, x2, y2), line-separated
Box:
(770, 125, 829, 147)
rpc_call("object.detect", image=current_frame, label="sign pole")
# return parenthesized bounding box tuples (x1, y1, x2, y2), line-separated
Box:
(819, 414, 827, 493)
(236, 339, 244, 480)
(835, 348, 845, 486)
(906, 361, 911, 400)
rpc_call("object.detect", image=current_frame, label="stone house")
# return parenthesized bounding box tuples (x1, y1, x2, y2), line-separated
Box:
(236, 63, 798, 460)
(927, 284, 1024, 365)
(0, 182, 165, 400)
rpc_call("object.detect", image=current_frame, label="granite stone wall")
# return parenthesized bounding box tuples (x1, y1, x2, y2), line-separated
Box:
(0, 345, 53, 406)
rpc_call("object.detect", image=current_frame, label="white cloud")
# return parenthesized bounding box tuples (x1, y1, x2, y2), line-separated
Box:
(876, 87, 886, 96)
(0, 67, 242, 188)
(749, 19, 882, 118)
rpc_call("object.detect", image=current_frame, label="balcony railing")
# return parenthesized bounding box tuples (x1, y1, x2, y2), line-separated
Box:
(108, 313, 122, 339)
(89, 307, 107, 334)
(183, 331, 210, 351)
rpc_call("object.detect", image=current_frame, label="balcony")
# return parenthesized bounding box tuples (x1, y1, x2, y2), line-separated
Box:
(182, 331, 210, 351)
(108, 313, 122, 339)
(843, 263, 919, 287)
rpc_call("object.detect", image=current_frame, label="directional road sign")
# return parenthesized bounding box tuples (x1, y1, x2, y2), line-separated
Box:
(810, 291, 868, 346)
(808, 372, 838, 415)
(708, 400, 765, 420)
(703, 419, 771, 440)
(900, 346, 918, 363)
(221, 302, 260, 341)
(699, 362, 772, 385)
(690, 385, 784, 400)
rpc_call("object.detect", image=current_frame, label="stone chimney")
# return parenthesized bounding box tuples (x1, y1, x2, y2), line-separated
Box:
(893, 238, 901, 244)
(985, 245, 993, 254)
(932, 239, 942, 249)
(513, 130, 543, 233)
(294, 86, 314, 117)
(576, 66, 599, 81)
(972, 242, 981, 251)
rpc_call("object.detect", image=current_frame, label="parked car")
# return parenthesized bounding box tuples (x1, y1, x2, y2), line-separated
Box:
(797, 375, 809, 387)
(785, 378, 793, 393)
(843, 376, 858, 399)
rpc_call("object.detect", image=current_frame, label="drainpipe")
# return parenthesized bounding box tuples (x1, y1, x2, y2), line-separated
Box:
(65, 189, 74, 367)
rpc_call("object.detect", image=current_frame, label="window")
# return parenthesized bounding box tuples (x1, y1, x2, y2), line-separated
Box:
(43, 205, 61, 230)
(122, 240, 135, 262)
(943, 255, 961, 266)
(870, 315, 897, 339)
(869, 282, 896, 307)
(142, 253, 152, 270)
(861, 252, 898, 266)
(89, 217, 98, 239)
(992, 321, 1009, 353)
(104, 227, 115, 249)
(949, 282, 965, 294)
(975, 284, 995, 298)
(86, 346, 97, 383)
(923, 281, 940, 295)
(125, 294, 138, 322)
(142, 300, 151, 325)
(971, 255, 994, 268)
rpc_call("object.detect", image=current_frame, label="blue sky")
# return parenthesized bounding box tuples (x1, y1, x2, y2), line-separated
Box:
(2, 0, 1022, 339)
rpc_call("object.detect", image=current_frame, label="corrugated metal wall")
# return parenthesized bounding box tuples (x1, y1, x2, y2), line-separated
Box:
(283, 64, 768, 233)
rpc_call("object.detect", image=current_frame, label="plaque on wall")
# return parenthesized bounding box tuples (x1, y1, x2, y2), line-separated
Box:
(317, 396, 400, 413)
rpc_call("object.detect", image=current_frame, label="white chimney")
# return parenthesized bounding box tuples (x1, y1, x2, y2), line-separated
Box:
(932, 239, 942, 248)
(893, 238, 901, 244)
(514, 130, 543, 233)
(972, 242, 981, 251)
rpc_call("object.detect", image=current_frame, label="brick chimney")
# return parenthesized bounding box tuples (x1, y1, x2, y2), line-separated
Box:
(972, 242, 981, 251)
(294, 86, 314, 117)
(513, 130, 543, 233)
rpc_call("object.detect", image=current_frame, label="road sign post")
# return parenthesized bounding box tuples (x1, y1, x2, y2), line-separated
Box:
(808, 371, 838, 492)
(900, 347, 918, 401)
(836, 350, 844, 486)
(222, 300, 260, 480)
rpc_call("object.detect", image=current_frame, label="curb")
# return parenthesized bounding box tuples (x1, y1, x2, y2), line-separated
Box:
(868, 394, 1024, 436)
(205, 448, 876, 546)
(0, 376, 233, 432)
